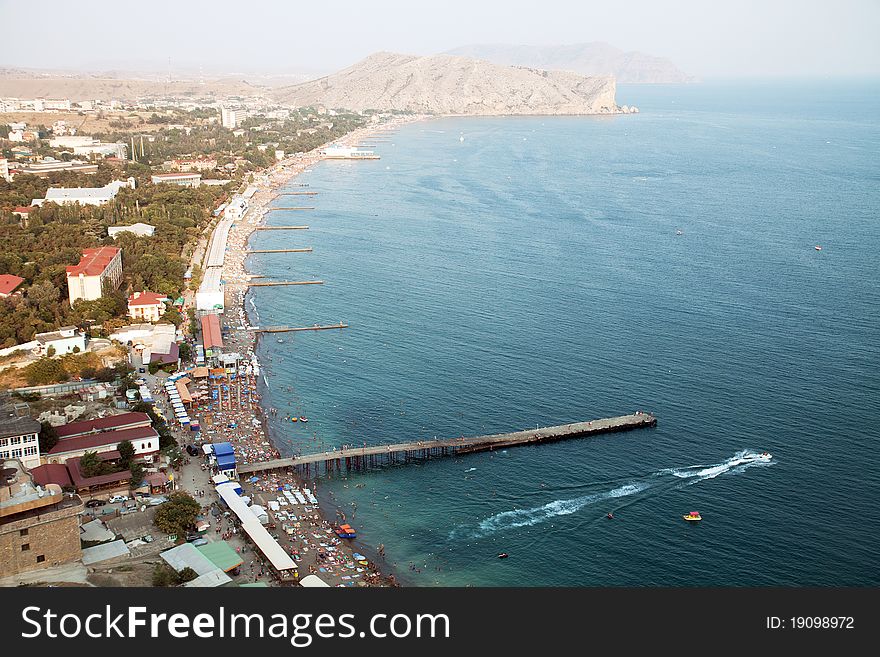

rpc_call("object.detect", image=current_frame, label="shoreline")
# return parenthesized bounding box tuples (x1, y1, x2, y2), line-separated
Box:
(217, 114, 424, 586)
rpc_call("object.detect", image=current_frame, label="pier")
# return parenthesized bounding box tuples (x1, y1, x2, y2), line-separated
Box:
(254, 226, 309, 230)
(248, 280, 323, 287)
(248, 248, 313, 254)
(251, 323, 348, 333)
(237, 413, 656, 475)
(276, 191, 319, 196)
(266, 207, 316, 211)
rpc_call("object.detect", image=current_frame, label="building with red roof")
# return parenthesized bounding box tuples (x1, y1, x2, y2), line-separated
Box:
(127, 291, 170, 323)
(201, 313, 223, 356)
(47, 424, 159, 464)
(55, 412, 151, 440)
(0, 274, 24, 298)
(65, 246, 122, 305)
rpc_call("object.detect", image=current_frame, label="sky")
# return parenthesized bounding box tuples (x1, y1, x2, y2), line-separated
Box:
(1, 0, 878, 78)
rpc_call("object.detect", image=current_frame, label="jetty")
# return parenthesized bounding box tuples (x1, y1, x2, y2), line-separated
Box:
(248, 248, 313, 254)
(251, 323, 348, 333)
(266, 207, 316, 211)
(276, 191, 318, 196)
(248, 280, 323, 287)
(238, 413, 656, 476)
(254, 226, 309, 231)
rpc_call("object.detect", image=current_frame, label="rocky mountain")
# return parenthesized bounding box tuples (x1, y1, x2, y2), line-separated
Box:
(271, 52, 628, 115)
(446, 43, 693, 84)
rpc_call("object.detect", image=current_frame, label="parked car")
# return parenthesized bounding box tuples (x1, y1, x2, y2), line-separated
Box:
(134, 378, 147, 386)
(191, 538, 208, 547)
(85, 499, 107, 508)
(108, 494, 129, 503)
(148, 496, 168, 506)
(185, 533, 201, 542)
(138, 367, 146, 373)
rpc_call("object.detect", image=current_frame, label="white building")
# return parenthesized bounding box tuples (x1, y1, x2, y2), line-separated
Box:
(0, 404, 41, 470)
(33, 178, 135, 207)
(65, 246, 123, 305)
(220, 107, 243, 129)
(150, 172, 201, 188)
(196, 267, 225, 313)
(0, 158, 9, 182)
(127, 291, 170, 323)
(108, 223, 155, 239)
(34, 326, 87, 356)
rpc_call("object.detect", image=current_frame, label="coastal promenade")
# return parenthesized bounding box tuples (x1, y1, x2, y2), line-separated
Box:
(237, 413, 656, 475)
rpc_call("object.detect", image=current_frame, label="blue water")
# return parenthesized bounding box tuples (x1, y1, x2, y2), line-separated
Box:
(247, 81, 880, 586)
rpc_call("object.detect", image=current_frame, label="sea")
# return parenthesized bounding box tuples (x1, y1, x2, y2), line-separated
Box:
(245, 80, 880, 586)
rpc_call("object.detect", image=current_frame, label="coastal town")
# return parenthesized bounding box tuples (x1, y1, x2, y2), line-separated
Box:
(1, 88, 413, 587)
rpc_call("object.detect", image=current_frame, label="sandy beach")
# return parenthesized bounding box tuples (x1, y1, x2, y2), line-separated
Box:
(174, 116, 423, 586)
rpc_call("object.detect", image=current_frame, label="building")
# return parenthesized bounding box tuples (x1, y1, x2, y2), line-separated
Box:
(220, 107, 243, 129)
(0, 402, 41, 469)
(200, 314, 224, 361)
(150, 172, 201, 188)
(0, 459, 83, 579)
(0, 274, 24, 298)
(33, 178, 135, 207)
(47, 136, 126, 158)
(66, 246, 123, 305)
(108, 222, 155, 239)
(47, 413, 159, 464)
(127, 291, 169, 323)
(34, 326, 86, 356)
(0, 157, 9, 182)
(168, 158, 217, 172)
(196, 266, 224, 313)
(12, 159, 98, 178)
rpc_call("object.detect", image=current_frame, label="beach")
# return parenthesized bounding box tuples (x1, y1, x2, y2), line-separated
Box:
(173, 115, 422, 586)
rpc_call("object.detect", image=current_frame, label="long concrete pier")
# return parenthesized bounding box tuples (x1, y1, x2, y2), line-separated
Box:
(267, 207, 316, 211)
(251, 323, 348, 333)
(248, 248, 313, 254)
(254, 226, 309, 230)
(237, 413, 656, 475)
(248, 280, 323, 287)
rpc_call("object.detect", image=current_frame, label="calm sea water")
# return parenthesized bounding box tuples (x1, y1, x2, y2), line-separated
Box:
(247, 81, 880, 586)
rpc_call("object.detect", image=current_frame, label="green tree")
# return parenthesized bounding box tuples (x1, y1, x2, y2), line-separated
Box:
(80, 450, 107, 477)
(177, 567, 198, 583)
(24, 357, 68, 385)
(153, 492, 200, 537)
(117, 440, 135, 468)
(129, 462, 145, 488)
(178, 342, 192, 361)
(152, 563, 178, 587)
(38, 421, 59, 453)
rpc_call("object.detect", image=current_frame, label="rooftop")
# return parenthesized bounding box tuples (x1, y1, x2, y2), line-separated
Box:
(55, 411, 151, 440)
(49, 424, 159, 456)
(0, 274, 24, 295)
(128, 291, 169, 307)
(66, 246, 120, 277)
(0, 402, 40, 440)
(201, 314, 223, 350)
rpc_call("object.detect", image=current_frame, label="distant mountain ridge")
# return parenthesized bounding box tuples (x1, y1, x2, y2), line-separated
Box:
(446, 43, 694, 84)
(272, 51, 632, 115)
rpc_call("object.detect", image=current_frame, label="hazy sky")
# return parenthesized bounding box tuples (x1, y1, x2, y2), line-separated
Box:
(1, 0, 878, 78)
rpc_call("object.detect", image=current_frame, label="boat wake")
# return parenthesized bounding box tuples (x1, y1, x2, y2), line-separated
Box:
(463, 450, 773, 537)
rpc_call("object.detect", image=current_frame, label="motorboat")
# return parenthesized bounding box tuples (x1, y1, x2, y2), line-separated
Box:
(497, 553, 509, 559)
(299, 416, 308, 423)
(683, 511, 702, 522)
(815, 245, 822, 251)
(606, 513, 614, 520)
(743, 452, 772, 462)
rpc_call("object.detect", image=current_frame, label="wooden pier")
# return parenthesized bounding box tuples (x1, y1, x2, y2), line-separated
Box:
(252, 323, 348, 333)
(277, 191, 318, 196)
(237, 413, 656, 475)
(254, 226, 309, 230)
(248, 248, 313, 254)
(248, 280, 323, 287)
(267, 207, 316, 211)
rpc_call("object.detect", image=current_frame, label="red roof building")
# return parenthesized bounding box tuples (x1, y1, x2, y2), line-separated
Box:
(55, 412, 151, 440)
(65, 246, 123, 305)
(29, 463, 73, 488)
(47, 425, 160, 463)
(127, 291, 170, 323)
(0, 274, 24, 298)
(201, 313, 223, 352)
